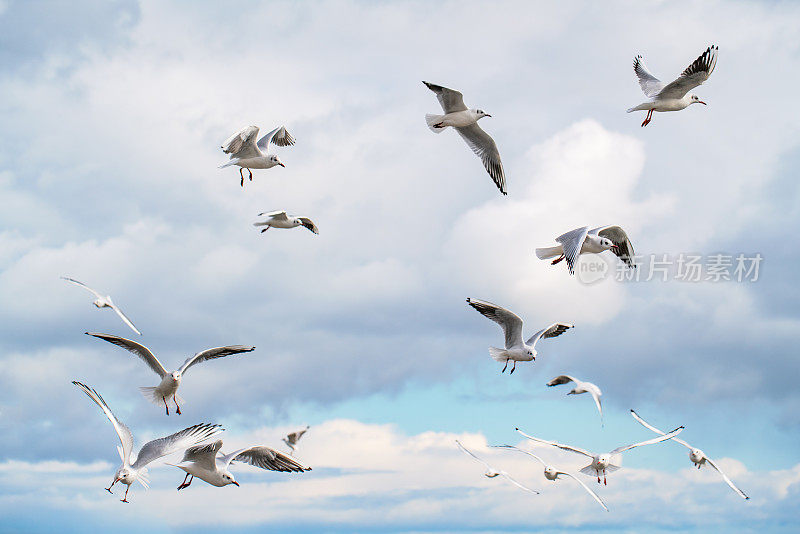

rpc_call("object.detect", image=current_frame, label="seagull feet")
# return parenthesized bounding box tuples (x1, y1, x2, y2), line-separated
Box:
(433, 122, 444, 129)
(105, 487, 114, 494)
(120, 498, 130, 503)
(177, 474, 193, 491)
(175, 404, 182, 415)
(248, 169, 253, 181)
(501, 359, 509, 373)
(641, 110, 653, 127)
(597, 476, 601, 484)
(261, 227, 270, 233)
(510, 361, 516, 374)
(163, 397, 170, 416)
(551, 255, 565, 265)
(177, 482, 190, 491)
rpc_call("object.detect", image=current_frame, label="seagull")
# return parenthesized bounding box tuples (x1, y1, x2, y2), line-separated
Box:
(535, 225, 635, 275)
(85, 333, 255, 415)
(282, 426, 310, 455)
(630, 410, 749, 499)
(628, 45, 718, 127)
(253, 211, 319, 235)
(466, 298, 573, 374)
(515, 426, 683, 485)
(72, 381, 222, 503)
(455, 440, 539, 495)
(171, 439, 310, 490)
(61, 277, 141, 335)
(219, 125, 295, 186)
(547, 375, 603, 425)
(423, 81, 506, 195)
(492, 445, 608, 511)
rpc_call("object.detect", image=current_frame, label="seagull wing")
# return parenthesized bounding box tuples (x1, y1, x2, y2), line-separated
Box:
(258, 210, 289, 220)
(222, 125, 261, 158)
(422, 81, 467, 113)
(455, 440, 493, 471)
(633, 55, 665, 98)
(556, 227, 589, 275)
(657, 45, 718, 100)
(499, 471, 540, 494)
(591, 225, 636, 268)
(178, 345, 256, 374)
(526, 323, 574, 347)
(132, 424, 223, 469)
(298, 217, 319, 235)
(491, 445, 547, 468)
(72, 381, 134, 465)
(589, 386, 603, 423)
(705, 457, 750, 500)
(61, 277, 104, 299)
(287, 427, 309, 444)
(546, 375, 577, 387)
(557, 471, 609, 511)
(222, 446, 311, 472)
(257, 126, 295, 150)
(106, 299, 142, 336)
(85, 332, 168, 378)
(515, 429, 594, 459)
(629, 410, 693, 449)
(181, 439, 224, 471)
(610, 426, 685, 455)
(466, 298, 524, 349)
(455, 123, 506, 195)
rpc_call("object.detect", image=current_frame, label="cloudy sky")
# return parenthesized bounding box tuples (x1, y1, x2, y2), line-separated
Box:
(1, 0, 799, 532)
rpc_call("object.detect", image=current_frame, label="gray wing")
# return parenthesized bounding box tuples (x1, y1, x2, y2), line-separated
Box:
(181, 439, 223, 471)
(298, 217, 319, 235)
(633, 55, 665, 98)
(61, 276, 104, 299)
(132, 424, 223, 469)
(455, 123, 506, 195)
(558, 471, 609, 511)
(515, 428, 594, 459)
(526, 323, 574, 347)
(258, 210, 289, 220)
(610, 426, 684, 455)
(556, 227, 589, 275)
(257, 126, 295, 150)
(223, 446, 311, 472)
(591, 225, 635, 268)
(72, 381, 134, 465)
(107, 300, 142, 336)
(286, 426, 309, 445)
(657, 45, 718, 99)
(85, 332, 167, 378)
(546, 375, 577, 387)
(222, 125, 260, 158)
(178, 345, 256, 374)
(705, 457, 750, 500)
(422, 81, 467, 113)
(466, 298, 524, 349)
(629, 410, 692, 449)
(491, 445, 547, 468)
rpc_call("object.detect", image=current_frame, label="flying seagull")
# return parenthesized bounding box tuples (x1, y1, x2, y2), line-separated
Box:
(219, 125, 295, 186)
(516, 426, 683, 485)
(492, 445, 608, 511)
(253, 211, 319, 235)
(61, 277, 141, 335)
(466, 298, 573, 374)
(283, 426, 310, 455)
(547, 375, 603, 425)
(423, 81, 506, 195)
(455, 440, 539, 495)
(86, 333, 255, 415)
(628, 45, 718, 127)
(171, 439, 310, 490)
(535, 225, 636, 275)
(631, 410, 749, 499)
(72, 381, 222, 503)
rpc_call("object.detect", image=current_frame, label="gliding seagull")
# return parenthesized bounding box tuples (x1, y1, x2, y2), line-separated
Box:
(282, 426, 310, 455)
(455, 440, 539, 495)
(219, 125, 295, 186)
(547, 375, 604, 425)
(253, 211, 319, 234)
(61, 277, 141, 335)
(536, 225, 635, 275)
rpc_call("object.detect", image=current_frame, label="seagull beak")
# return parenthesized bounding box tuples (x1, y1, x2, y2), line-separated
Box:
(279, 162, 285, 167)
(232, 481, 240, 487)
(699, 101, 707, 105)
(485, 114, 492, 118)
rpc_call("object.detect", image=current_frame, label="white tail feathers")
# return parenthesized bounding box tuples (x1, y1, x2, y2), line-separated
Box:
(535, 246, 562, 260)
(626, 107, 636, 113)
(425, 114, 447, 133)
(139, 387, 184, 406)
(218, 159, 237, 168)
(489, 347, 508, 362)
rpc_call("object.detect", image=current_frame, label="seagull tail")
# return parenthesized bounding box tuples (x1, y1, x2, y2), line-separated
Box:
(218, 159, 238, 169)
(139, 387, 161, 405)
(489, 347, 508, 362)
(535, 246, 562, 260)
(627, 103, 650, 113)
(425, 114, 447, 133)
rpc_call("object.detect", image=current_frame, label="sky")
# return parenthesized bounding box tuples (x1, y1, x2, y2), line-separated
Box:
(0, 0, 799, 532)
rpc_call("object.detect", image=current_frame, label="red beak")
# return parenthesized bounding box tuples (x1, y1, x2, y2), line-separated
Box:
(699, 101, 707, 105)
(279, 163, 285, 167)
(232, 481, 240, 487)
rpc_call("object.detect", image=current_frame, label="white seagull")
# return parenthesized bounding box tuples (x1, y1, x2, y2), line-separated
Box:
(547, 375, 604, 425)
(61, 277, 141, 335)
(72, 381, 222, 503)
(219, 125, 295, 186)
(516, 426, 683, 485)
(86, 333, 255, 415)
(423, 81, 506, 195)
(535, 225, 636, 275)
(172, 439, 311, 490)
(253, 211, 319, 235)
(628, 45, 718, 127)
(282, 426, 310, 455)
(455, 440, 539, 495)
(631, 410, 749, 500)
(493, 445, 608, 511)
(466, 298, 573, 374)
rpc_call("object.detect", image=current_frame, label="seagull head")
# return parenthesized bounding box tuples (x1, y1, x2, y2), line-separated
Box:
(689, 449, 705, 463)
(544, 466, 558, 480)
(690, 94, 706, 105)
(270, 155, 285, 168)
(170, 371, 182, 383)
(115, 467, 135, 485)
(92, 299, 105, 308)
(221, 471, 239, 487)
(599, 238, 616, 252)
(527, 348, 537, 360)
(596, 455, 610, 467)
(474, 109, 491, 119)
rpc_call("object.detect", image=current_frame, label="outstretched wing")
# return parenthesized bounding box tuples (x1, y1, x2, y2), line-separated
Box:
(705, 457, 750, 500)
(455, 440, 493, 471)
(286, 427, 309, 445)
(298, 217, 319, 235)
(257, 126, 295, 150)
(455, 123, 506, 195)
(491, 445, 547, 468)
(85, 332, 167, 378)
(222, 446, 310, 472)
(178, 345, 256, 374)
(181, 439, 223, 471)
(546, 375, 577, 387)
(610, 426, 684, 455)
(72, 381, 134, 465)
(466, 298, 524, 349)
(591, 225, 635, 268)
(107, 300, 142, 336)
(657, 45, 718, 100)
(132, 424, 223, 469)
(556, 227, 589, 275)
(526, 323, 574, 347)
(422, 81, 467, 113)
(515, 428, 594, 459)
(499, 471, 540, 495)
(558, 471, 609, 511)
(629, 410, 692, 449)
(258, 210, 289, 220)
(61, 277, 104, 299)
(633, 55, 664, 98)
(222, 125, 260, 157)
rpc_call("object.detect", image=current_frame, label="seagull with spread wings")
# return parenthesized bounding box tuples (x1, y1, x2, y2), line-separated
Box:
(171, 439, 310, 490)
(547, 375, 604, 425)
(72, 381, 222, 503)
(536, 225, 636, 275)
(466, 298, 572, 374)
(628, 45, 718, 127)
(423, 81, 506, 195)
(492, 445, 608, 511)
(61, 277, 141, 335)
(456, 440, 539, 495)
(631, 410, 749, 500)
(253, 211, 319, 235)
(282, 426, 310, 455)
(85, 333, 255, 415)
(219, 125, 295, 186)
(516, 426, 683, 485)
